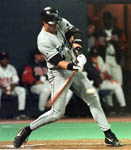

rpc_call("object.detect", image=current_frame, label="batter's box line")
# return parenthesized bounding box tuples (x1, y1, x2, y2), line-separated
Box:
(0, 142, 129, 150)
(0, 142, 102, 148)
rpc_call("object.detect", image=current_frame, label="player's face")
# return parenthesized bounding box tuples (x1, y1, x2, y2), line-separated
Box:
(0, 58, 8, 68)
(88, 24, 95, 35)
(103, 18, 112, 30)
(44, 22, 58, 34)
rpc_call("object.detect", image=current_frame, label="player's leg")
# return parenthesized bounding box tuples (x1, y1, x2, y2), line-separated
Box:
(13, 70, 73, 147)
(65, 89, 73, 106)
(13, 86, 26, 114)
(110, 65, 123, 86)
(29, 85, 71, 130)
(104, 94, 113, 107)
(106, 62, 123, 86)
(71, 71, 122, 146)
(101, 81, 126, 108)
(38, 84, 51, 111)
(71, 72, 110, 130)
(30, 82, 51, 111)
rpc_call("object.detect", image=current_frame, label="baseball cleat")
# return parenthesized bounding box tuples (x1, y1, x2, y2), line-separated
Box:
(105, 132, 123, 147)
(13, 127, 32, 148)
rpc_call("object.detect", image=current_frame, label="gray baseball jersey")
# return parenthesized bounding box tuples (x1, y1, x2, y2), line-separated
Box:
(38, 18, 76, 69)
(30, 18, 110, 132)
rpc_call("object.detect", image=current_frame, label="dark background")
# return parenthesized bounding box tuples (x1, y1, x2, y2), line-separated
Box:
(0, 0, 41, 72)
(0, 0, 131, 72)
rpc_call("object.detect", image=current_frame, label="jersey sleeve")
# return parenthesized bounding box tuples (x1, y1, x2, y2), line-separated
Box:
(59, 18, 74, 33)
(38, 40, 59, 61)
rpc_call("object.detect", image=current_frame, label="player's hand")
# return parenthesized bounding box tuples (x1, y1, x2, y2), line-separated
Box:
(110, 79, 117, 83)
(67, 54, 86, 71)
(72, 64, 83, 71)
(4, 86, 12, 95)
(75, 54, 87, 71)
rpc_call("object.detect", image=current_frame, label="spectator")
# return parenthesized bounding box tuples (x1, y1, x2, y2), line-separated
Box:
(22, 50, 51, 112)
(96, 11, 128, 86)
(87, 17, 98, 52)
(21, 49, 73, 112)
(85, 48, 128, 114)
(0, 52, 27, 119)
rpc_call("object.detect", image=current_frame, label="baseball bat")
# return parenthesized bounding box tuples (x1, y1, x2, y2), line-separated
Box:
(47, 70, 77, 107)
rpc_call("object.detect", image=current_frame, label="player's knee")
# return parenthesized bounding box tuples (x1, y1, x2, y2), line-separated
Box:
(21, 87, 26, 93)
(15, 87, 26, 95)
(53, 110, 65, 120)
(88, 94, 101, 108)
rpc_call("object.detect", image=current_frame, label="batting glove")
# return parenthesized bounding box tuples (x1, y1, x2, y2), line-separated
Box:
(72, 64, 83, 71)
(67, 54, 87, 71)
(76, 54, 87, 67)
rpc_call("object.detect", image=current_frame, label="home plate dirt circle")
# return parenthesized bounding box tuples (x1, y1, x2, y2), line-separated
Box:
(0, 139, 131, 149)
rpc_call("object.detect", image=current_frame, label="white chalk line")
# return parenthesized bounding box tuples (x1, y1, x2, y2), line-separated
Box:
(0, 142, 130, 149)
(0, 142, 103, 147)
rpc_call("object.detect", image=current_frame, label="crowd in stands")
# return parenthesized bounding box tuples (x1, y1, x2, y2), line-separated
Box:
(87, 11, 128, 115)
(0, 11, 129, 119)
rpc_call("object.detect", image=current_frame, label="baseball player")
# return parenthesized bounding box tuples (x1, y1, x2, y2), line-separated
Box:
(0, 52, 27, 119)
(13, 7, 122, 147)
(96, 12, 127, 86)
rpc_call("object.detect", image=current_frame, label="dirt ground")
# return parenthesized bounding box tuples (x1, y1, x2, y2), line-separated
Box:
(0, 117, 131, 149)
(0, 139, 131, 149)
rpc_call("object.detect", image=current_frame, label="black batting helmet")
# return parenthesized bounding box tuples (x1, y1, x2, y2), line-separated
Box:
(41, 7, 61, 25)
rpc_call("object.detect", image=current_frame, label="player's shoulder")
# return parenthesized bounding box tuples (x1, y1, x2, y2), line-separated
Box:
(38, 28, 50, 42)
(59, 18, 71, 26)
(58, 18, 74, 31)
(7, 64, 16, 70)
(61, 18, 69, 23)
(38, 28, 46, 39)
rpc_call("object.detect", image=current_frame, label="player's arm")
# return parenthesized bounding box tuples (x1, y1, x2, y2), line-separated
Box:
(49, 26, 86, 70)
(65, 26, 83, 57)
(65, 26, 87, 70)
(49, 50, 86, 71)
(49, 53, 69, 69)
(60, 18, 83, 56)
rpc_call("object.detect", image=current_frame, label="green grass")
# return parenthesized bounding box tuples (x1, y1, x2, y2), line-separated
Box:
(0, 122, 131, 141)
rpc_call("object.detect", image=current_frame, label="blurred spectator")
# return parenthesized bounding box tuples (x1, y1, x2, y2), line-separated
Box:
(22, 50, 51, 112)
(0, 52, 28, 119)
(96, 11, 128, 86)
(85, 48, 128, 114)
(91, 16, 101, 32)
(87, 17, 98, 52)
(21, 49, 73, 113)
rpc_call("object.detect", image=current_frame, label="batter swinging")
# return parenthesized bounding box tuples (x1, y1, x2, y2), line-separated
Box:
(13, 7, 122, 147)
